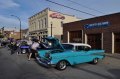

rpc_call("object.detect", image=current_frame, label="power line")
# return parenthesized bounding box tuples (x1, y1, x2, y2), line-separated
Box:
(44, 0, 96, 16)
(66, 0, 105, 14)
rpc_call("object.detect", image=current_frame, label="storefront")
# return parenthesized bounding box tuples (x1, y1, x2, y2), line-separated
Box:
(63, 12, 120, 53)
(87, 33, 102, 49)
(69, 30, 82, 43)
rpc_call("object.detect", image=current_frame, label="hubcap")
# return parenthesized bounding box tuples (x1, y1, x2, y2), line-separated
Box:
(22, 49, 26, 53)
(59, 61, 66, 69)
(94, 59, 98, 63)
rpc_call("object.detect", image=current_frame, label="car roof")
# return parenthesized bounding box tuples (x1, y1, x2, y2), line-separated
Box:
(62, 43, 91, 48)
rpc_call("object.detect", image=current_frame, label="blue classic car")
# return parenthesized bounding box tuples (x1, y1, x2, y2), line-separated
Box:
(37, 37, 105, 70)
(20, 41, 30, 54)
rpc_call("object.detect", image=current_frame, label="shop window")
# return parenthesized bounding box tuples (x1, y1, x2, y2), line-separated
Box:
(69, 30, 82, 43)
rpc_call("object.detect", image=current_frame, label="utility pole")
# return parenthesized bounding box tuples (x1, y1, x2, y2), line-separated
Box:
(11, 15, 21, 40)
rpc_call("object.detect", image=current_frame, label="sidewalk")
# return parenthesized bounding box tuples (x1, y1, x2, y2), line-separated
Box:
(105, 53, 120, 59)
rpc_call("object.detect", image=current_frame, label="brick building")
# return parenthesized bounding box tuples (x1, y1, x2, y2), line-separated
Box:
(63, 12, 120, 53)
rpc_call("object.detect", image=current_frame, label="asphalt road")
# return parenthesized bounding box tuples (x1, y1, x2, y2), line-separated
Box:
(0, 47, 120, 79)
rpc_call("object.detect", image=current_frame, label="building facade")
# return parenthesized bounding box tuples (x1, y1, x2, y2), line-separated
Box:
(9, 31, 21, 39)
(63, 12, 120, 53)
(21, 29, 29, 39)
(28, 8, 79, 41)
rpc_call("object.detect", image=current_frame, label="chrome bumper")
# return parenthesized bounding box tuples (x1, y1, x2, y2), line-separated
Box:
(36, 57, 55, 67)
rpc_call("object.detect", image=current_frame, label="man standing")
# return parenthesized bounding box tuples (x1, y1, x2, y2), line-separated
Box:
(28, 39, 39, 61)
(27, 38, 33, 46)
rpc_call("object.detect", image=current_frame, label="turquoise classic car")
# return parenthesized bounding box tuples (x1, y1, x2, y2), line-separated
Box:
(37, 37, 105, 70)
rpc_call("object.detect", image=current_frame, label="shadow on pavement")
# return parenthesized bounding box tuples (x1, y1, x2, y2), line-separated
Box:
(71, 66, 113, 79)
(108, 69, 120, 79)
(34, 60, 50, 69)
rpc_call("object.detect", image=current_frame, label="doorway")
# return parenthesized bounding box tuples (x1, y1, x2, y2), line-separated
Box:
(87, 33, 102, 49)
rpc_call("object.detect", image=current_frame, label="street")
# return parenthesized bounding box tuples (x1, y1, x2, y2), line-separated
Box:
(0, 47, 120, 79)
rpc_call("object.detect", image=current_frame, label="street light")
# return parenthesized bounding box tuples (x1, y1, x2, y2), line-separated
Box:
(11, 15, 21, 40)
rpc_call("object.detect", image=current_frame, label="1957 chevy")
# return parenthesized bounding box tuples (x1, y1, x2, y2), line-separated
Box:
(37, 37, 105, 70)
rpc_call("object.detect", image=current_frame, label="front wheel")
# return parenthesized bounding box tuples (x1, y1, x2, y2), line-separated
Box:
(56, 61, 67, 70)
(21, 49, 26, 54)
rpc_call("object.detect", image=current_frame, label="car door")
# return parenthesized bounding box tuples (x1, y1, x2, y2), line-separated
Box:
(73, 46, 92, 64)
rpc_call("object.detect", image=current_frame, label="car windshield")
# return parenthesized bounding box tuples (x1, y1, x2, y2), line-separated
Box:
(21, 41, 28, 46)
(62, 44, 74, 50)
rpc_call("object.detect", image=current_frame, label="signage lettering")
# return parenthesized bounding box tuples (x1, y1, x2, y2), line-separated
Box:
(84, 21, 110, 29)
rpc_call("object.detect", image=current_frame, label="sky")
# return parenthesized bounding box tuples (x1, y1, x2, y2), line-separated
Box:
(0, 0, 120, 30)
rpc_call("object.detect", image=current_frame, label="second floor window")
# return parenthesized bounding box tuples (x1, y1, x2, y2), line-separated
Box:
(41, 19, 43, 28)
(34, 22, 36, 30)
(44, 18, 47, 27)
(39, 20, 41, 29)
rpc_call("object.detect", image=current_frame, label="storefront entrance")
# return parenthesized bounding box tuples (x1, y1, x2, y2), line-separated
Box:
(69, 30, 82, 43)
(87, 34, 102, 49)
(114, 33, 120, 53)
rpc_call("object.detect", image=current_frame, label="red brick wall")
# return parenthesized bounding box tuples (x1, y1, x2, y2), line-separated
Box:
(63, 12, 120, 53)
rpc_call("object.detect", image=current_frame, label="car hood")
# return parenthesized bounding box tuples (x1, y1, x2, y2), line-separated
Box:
(42, 37, 64, 50)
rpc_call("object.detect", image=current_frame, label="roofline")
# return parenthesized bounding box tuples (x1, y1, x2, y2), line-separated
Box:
(63, 12, 120, 25)
(28, 7, 78, 19)
(28, 7, 50, 19)
(62, 43, 91, 48)
(81, 12, 120, 21)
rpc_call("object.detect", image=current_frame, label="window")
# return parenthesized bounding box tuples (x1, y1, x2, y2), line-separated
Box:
(34, 22, 36, 30)
(41, 19, 43, 28)
(75, 46, 90, 51)
(62, 44, 74, 50)
(39, 20, 41, 29)
(44, 18, 47, 27)
(75, 46, 83, 51)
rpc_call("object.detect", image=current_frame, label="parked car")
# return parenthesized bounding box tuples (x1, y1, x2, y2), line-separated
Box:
(37, 37, 105, 70)
(20, 41, 30, 54)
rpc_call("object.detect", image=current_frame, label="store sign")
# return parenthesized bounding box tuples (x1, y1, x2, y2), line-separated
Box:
(84, 21, 110, 29)
(50, 13, 65, 20)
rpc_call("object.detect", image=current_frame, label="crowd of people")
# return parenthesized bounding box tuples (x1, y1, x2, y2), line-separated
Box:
(0, 38, 40, 61)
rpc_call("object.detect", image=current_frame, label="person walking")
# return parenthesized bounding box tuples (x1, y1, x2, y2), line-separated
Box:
(26, 38, 33, 56)
(11, 40, 17, 55)
(16, 40, 21, 55)
(28, 39, 39, 61)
